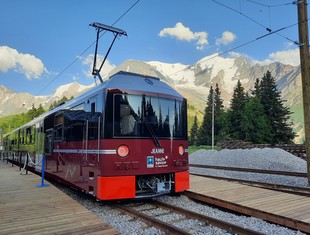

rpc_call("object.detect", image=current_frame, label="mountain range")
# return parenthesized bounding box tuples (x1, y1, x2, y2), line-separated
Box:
(0, 54, 304, 143)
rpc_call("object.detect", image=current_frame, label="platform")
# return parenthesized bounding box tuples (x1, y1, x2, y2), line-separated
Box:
(0, 161, 119, 235)
(188, 175, 310, 233)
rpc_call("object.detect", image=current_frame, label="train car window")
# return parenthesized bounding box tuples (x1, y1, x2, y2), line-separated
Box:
(66, 124, 84, 141)
(88, 114, 101, 140)
(45, 129, 54, 155)
(25, 127, 30, 144)
(104, 93, 114, 138)
(120, 104, 137, 135)
(54, 113, 64, 142)
(64, 110, 86, 142)
(71, 103, 85, 111)
(86, 96, 101, 140)
(91, 102, 96, 116)
(111, 94, 187, 139)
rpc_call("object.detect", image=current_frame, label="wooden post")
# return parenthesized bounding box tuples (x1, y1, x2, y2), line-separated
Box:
(297, 0, 310, 184)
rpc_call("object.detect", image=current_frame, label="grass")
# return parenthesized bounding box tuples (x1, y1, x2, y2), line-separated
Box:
(188, 145, 221, 154)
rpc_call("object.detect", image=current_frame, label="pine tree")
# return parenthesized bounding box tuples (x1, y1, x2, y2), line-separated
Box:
(27, 104, 37, 120)
(197, 86, 214, 145)
(214, 83, 225, 143)
(252, 78, 261, 97)
(36, 104, 45, 116)
(229, 80, 247, 140)
(189, 115, 199, 146)
(241, 97, 272, 143)
(258, 71, 295, 143)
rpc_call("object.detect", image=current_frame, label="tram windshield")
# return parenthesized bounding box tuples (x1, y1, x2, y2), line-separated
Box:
(109, 94, 187, 139)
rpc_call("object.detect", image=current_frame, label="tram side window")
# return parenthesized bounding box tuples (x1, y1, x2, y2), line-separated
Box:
(25, 127, 33, 144)
(30, 128, 35, 144)
(55, 126, 63, 141)
(88, 100, 99, 140)
(45, 129, 53, 155)
(65, 120, 84, 141)
(91, 102, 95, 116)
(54, 114, 64, 142)
(88, 114, 101, 140)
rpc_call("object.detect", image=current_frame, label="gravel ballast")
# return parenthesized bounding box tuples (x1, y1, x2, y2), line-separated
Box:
(56, 148, 308, 234)
(189, 148, 309, 188)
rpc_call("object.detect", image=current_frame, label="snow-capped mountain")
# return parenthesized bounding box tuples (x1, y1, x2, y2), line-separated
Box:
(1, 55, 302, 114)
(147, 54, 301, 107)
(0, 55, 303, 142)
(0, 83, 93, 116)
(106, 55, 301, 109)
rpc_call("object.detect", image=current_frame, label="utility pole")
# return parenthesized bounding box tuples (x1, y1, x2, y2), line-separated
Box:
(297, 0, 310, 184)
(212, 91, 215, 150)
(0, 129, 3, 161)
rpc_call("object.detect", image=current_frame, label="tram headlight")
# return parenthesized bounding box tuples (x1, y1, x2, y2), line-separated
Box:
(178, 145, 185, 156)
(117, 145, 129, 157)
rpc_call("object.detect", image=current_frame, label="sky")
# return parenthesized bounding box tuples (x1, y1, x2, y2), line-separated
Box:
(0, 0, 303, 96)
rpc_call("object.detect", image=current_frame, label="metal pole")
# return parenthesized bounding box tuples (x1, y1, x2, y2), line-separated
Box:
(19, 154, 21, 171)
(37, 155, 48, 187)
(26, 153, 29, 175)
(0, 128, 3, 162)
(212, 90, 215, 150)
(297, 0, 310, 184)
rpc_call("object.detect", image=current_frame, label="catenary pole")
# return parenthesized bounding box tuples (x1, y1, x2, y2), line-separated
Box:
(212, 91, 215, 150)
(297, 0, 310, 184)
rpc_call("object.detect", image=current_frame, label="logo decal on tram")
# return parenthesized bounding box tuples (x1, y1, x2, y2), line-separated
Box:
(147, 156, 154, 168)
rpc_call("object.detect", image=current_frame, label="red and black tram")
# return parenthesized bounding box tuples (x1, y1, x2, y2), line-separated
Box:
(4, 71, 189, 200)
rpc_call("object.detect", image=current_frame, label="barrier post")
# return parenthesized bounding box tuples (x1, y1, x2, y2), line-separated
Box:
(26, 154, 29, 175)
(37, 155, 48, 187)
(19, 154, 22, 171)
(11, 153, 14, 167)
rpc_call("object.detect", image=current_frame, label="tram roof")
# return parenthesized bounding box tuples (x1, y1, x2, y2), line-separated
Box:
(4, 71, 185, 136)
(105, 71, 183, 98)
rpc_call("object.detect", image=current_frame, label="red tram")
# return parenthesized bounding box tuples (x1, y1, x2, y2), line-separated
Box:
(3, 71, 189, 200)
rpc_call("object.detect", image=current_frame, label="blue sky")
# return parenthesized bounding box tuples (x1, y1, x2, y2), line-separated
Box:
(0, 0, 302, 96)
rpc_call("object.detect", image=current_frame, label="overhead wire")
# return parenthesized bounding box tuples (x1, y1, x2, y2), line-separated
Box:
(245, 0, 294, 8)
(167, 21, 300, 78)
(211, 0, 299, 44)
(212, 0, 270, 31)
(35, 0, 141, 96)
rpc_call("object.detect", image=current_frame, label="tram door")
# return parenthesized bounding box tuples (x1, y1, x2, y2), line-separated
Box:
(35, 122, 45, 172)
(85, 96, 100, 165)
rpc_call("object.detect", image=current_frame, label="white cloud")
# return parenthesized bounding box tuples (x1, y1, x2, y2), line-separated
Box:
(0, 46, 46, 79)
(159, 22, 208, 50)
(82, 54, 116, 79)
(216, 31, 236, 46)
(253, 48, 300, 66)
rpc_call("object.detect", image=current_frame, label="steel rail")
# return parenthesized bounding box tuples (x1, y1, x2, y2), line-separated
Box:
(152, 200, 265, 235)
(190, 164, 307, 177)
(114, 204, 192, 235)
(183, 189, 310, 234)
(190, 173, 310, 197)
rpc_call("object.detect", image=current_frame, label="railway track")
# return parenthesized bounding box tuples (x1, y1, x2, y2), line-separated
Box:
(114, 200, 265, 235)
(12, 163, 308, 234)
(189, 164, 307, 177)
(190, 171, 310, 197)
(186, 175, 310, 234)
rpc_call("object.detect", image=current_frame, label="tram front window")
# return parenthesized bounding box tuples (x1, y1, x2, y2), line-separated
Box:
(112, 94, 187, 139)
